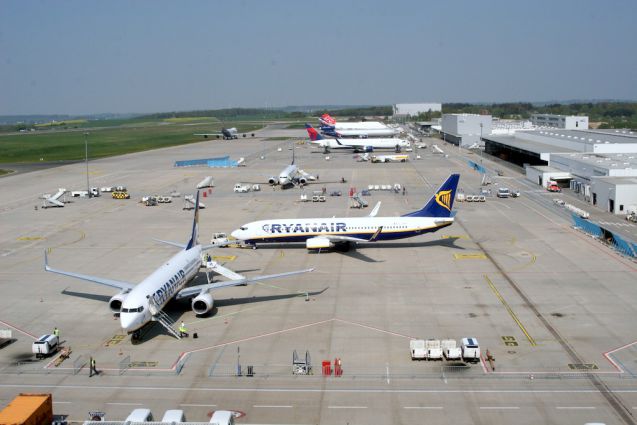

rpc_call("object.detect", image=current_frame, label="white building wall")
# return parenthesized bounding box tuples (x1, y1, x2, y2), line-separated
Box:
(590, 178, 637, 214)
(393, 103, 442, 116)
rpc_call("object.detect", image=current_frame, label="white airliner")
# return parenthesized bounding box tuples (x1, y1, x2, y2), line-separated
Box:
(231, 174, 460, 250)
(45, 192, 313, 338)
(267, 145, 316, 187)
(319, 114, 399, 138)
(194, 127, 238, 139)
(305, 124, 409, 152)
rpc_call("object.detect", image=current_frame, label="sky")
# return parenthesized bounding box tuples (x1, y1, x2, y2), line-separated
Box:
(1, 0, 636, 115)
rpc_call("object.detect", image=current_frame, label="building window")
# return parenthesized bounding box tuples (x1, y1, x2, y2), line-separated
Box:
(620, 204, 624, 211)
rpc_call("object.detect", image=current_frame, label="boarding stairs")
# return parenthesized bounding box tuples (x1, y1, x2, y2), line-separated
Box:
(148, 300, 181, 339)
(350, 193, 368, 209)
(202, 257, 245, 284)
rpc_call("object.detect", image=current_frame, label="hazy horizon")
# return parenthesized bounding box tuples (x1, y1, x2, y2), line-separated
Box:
(2, 0, 636, 115)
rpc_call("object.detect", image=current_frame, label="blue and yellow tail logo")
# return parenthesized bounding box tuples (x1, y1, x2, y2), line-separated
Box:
(435, 189, 452, 211)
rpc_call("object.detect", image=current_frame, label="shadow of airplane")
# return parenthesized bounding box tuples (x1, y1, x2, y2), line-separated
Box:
(61, 289, 112, 303)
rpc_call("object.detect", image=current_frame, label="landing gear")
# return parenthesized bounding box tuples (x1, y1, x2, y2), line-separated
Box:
(251, 244, 258, 250)
(131, 330, 141, 341)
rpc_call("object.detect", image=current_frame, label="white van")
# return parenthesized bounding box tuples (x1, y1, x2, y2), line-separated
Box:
(161, 409, 186, 423)
(210, 410, 235, 425)
(125, 408, 153, 422)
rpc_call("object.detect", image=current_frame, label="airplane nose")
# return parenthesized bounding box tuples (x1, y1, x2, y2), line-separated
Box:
(230, 230, 241, 239)
(120, 313, 138, 332)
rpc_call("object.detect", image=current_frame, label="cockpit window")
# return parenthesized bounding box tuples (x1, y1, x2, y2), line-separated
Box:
(121, 306, 143, 313)
(240, 226, 247, 231)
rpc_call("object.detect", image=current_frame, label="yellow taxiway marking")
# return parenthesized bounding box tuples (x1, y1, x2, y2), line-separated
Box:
(212, 255, 236, 262)
(104, 334, 126, 347)
(484, 275, 536, 346)
(454, 253, 487, 260)
(17, 236, 45, 241)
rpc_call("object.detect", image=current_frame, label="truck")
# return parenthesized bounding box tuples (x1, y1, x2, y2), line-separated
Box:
(461, 337, 481, 363)
(70, 190, 89, 198)
(441, 339, 462, 360)
(233, 183, 251, 193)
(410, 339, 426, 360)
(547, 181, 561, 192)
(425, 339, 442, 360)
(496, 187, 510, 198)
(32, 334, 58, 358)
(0, 393, 53, 425)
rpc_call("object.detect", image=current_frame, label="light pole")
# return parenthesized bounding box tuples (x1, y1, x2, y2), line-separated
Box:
(84, 132, 90, 197)
(479, 123, 483, 163)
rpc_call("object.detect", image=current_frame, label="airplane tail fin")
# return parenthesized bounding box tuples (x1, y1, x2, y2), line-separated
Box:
(402, 174, 460, 218)
(320, 113, 336, 126)
(305, 123, 323, 141)
(185, 191, 201, 250)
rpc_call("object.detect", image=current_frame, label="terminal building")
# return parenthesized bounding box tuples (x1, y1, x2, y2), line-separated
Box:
(440, 114, 492, 147)
(531, 114, 589, 130)
(482, 127, 637, 215)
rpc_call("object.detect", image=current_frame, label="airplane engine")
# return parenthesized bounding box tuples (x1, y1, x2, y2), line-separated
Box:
(191, 292, 214, 315)
(268, 177, 277, 185)
(109, 291, 128, 313)
(306, 236, 333, 250)
(298, 177, 307, 185)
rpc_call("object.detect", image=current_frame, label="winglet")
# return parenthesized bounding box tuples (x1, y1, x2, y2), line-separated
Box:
(368, 201, 381, 217)
(44, 249, 49, 271)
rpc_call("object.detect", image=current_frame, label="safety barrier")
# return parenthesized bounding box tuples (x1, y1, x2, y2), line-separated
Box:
(571, 213, 636, 258)
(467, 160, 487, 175)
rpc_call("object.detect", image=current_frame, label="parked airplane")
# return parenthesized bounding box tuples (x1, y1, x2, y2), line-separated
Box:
(45, 192, 313, 339)
(266, 145, 317, 187)
(319, 114, 399, 138)
(41, 188, 67, 208)
(231, 174, 460, 251)
(305, 124, 409, 152)
(194, 127, 238, 139)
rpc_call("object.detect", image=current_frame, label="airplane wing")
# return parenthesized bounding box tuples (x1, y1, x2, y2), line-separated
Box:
(46, 198, 65, 207)
(193, 133, 223, 137)
(175, 267, 314, 299)
(321, 234, 371, 243)
(44, 250, 135, 291)
(153, 238, 187, 249)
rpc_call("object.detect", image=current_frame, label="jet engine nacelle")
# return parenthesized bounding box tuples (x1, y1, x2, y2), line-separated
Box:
(109, 291, 128, 313)
(191, 292, 214, 315)
(298, 176, 307, 185)
(268, 176, 277, 185)
(306, 236, 333, 250)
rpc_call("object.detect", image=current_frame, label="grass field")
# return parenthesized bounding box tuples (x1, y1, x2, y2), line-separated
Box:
(0, 121, 262, 163)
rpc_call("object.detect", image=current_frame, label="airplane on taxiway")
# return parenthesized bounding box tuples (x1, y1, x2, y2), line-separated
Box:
(231, 174, 460, 251)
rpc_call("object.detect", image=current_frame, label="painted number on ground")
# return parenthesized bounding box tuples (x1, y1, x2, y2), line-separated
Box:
(501, 336, 519, 346)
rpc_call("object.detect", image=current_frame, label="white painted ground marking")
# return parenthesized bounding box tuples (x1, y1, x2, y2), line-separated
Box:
(253, 405, 293, 408)
(180, 404, 217, 407)
(328, 406, 368, 409)
(404, 406, 443, 410)
(480, 406, 520, 410)
(556, 406, 596, 410)
(52, 401, 71, 404)
(105, 402, 143, 406)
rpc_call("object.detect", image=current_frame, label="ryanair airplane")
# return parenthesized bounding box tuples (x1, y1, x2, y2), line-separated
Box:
(231, 174, 460, 250)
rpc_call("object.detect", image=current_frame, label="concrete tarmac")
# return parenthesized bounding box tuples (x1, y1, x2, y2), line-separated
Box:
(1, 128, 636, 424)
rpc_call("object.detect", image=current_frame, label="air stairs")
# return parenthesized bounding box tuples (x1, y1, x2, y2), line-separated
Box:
(350, 193, 368, 209)
(148, 300, 181, 339)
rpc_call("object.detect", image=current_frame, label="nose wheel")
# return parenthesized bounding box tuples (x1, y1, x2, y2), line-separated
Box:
(131, 330, 141, 341)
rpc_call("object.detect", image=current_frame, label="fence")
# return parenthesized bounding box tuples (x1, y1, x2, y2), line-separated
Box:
(571, 213, 637, 258)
